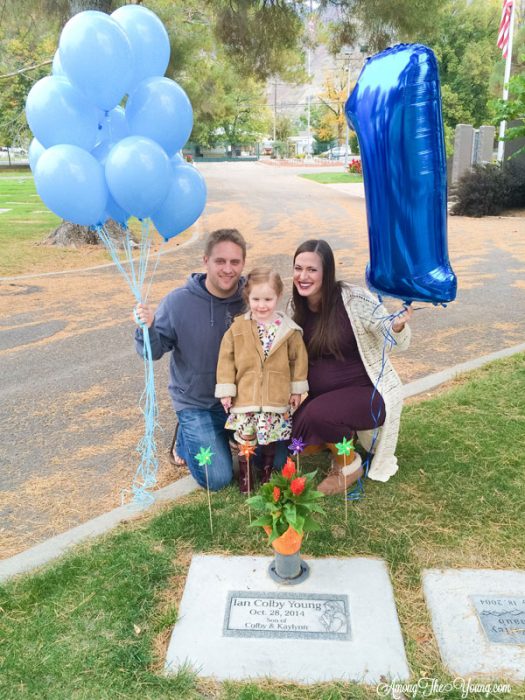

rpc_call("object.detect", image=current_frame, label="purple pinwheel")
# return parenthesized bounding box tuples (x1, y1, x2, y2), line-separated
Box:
(289, 437, 306, 456)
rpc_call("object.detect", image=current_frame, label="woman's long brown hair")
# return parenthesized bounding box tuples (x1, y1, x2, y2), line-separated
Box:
(291, 240, 344, 360)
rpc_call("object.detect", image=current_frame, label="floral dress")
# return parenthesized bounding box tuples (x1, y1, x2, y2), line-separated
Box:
(225, 317, 293, 445)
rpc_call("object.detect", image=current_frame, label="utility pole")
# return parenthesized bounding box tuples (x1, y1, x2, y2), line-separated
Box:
(342, 50, 352, 169)
(273, 80, 277, 143)
(306, 0, 313, 159)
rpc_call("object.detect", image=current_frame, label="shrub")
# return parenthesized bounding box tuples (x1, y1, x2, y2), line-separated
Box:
(350, 131, 360, 155)
(504, 158, 525, 209)
(450, 160, 525, 217)
(347, 158, 362, 175)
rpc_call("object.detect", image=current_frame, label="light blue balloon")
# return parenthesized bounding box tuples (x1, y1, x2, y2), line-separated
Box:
(126, 77, 193, 157)
(91, 139, 112, 165)
(171, 152, 185, 166)
(25, 75, 99, 149)
(59, 11, 134, 111)
(34, 144, 108, 226)
(105, 136, 171, 219)
(111, 5, 170, 87)
(28, 138, 45, 171)
(151, 163, 207, 240)
(99, 106, 130, 143)
(52, 51, 65, 76)
(104, 193, 129, 226)
(92, 106, 131, 162)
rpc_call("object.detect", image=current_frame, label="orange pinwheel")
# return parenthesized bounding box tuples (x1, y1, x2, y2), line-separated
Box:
(239, 443, 256, 458)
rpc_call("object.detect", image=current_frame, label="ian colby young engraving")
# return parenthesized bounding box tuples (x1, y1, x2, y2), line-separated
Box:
(470, 595, 525, 645)
(223, 591, 351, 640)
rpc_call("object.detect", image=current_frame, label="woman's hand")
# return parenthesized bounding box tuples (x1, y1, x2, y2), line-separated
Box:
(289, 393, 302, 410)
(392, 305, 413, 333)
(221, 397, 232, 412)
(134, 302, 155, 328)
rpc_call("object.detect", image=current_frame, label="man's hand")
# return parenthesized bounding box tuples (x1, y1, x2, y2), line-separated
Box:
(289, 393, 302, 410)
(221, 397, 232, 412)
(134, 302, 155, 328)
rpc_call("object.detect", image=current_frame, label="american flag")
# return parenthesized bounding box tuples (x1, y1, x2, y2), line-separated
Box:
(497, 0, 513, 58)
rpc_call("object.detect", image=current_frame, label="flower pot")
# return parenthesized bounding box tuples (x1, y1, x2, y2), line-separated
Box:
(264, 525, 302, 555)
(264, 525, 310, 585)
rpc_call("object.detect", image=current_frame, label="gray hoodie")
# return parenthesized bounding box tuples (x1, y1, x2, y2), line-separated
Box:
(135, 273, 245, 412)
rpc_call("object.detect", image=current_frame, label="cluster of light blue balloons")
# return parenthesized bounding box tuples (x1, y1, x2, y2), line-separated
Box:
(25, 6, 207, 240)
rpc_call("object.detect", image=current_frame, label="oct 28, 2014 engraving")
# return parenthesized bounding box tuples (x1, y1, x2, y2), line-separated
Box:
(223, 591, 351, 640)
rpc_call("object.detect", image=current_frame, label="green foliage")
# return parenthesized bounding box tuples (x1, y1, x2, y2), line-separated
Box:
(212, 0, 306, 81)
(275, 114, 295, 141)
(247, 458, 325, 540)
(321, 0, 444, 54)
(450, 159, 525, 216)
(492, 56, 525, 155)
(421, 0, 502, 155)
(0, 31, 56, 147)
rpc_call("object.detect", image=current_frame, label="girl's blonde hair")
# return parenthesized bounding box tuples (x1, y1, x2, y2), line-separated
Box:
(243, 267, 283, 305)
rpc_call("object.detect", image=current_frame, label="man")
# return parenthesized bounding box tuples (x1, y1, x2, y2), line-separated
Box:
(134, 228, 246, 490)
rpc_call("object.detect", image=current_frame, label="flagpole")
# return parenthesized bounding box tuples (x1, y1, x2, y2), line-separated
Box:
(497, 1, 517, 163)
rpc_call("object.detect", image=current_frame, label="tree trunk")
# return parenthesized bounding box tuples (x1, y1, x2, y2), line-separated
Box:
(44, 219, 134, 249)
(46, 0, 114, 247)
(70, 0, 112, 14)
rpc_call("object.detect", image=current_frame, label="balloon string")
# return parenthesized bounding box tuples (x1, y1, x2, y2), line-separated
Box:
(144, 245, 162, 303)
(96, 223, 159, 505)
(347, 301, 423, 502)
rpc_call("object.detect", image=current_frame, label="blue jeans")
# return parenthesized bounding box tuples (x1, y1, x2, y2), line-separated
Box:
(176, 405, 233, 491)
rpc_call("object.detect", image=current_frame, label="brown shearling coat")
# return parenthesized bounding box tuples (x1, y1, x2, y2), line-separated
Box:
(215, 312, 308, 413)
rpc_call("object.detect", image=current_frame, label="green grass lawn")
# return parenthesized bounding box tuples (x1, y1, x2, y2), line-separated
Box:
(1, 354, 524, 699)
(299, 172, 363, 184)
(0, 169, 116, 276)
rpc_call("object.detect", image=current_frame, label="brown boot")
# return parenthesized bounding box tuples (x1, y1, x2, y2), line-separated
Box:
(238, 454, 256, 494)
(301, 443, 327, 456)
(317, 453, 363, 495)
(259, 442, 276, 484)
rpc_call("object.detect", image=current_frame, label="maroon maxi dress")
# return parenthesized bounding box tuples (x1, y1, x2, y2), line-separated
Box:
(292, 295, 385, 445)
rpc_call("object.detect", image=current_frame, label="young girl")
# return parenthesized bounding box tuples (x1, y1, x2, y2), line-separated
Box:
(215, 268, 309, 492)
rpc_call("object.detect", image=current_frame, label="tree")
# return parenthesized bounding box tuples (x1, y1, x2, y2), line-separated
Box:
(210, 0, 306, 81)
(420, 0, 502, 154)
(313, 69, 351, 145)
(331, 0, 445, 53)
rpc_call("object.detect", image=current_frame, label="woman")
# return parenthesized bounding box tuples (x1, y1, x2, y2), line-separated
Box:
(291, 239, 412, 494)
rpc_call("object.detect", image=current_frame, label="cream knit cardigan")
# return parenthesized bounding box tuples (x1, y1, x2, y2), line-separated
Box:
(339, 283, 411, 482)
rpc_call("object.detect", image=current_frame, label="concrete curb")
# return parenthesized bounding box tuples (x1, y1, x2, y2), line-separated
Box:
(402, 342, 525, 398)
(0, 226, 200, 282)
(0, 476, 199, 583)
(1, 342, 524, 583)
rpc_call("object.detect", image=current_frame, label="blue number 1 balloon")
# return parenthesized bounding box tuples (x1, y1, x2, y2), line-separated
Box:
(346, 44, 457, 305)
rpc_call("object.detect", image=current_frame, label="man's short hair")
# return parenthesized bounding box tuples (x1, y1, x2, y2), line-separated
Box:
(204, 229, 247, 259)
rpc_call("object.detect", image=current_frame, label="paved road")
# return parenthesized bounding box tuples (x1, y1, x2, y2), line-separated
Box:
(1, 161, 524, 557)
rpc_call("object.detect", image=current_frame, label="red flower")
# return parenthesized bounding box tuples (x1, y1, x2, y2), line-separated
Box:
(273, 486, 281, 502)
(290, 477, 306, 496)
(282, 458, 296, 479)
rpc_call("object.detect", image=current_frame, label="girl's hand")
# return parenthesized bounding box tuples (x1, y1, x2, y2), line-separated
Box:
(221, 397, 232, 412)
(134, 302, 155, 328)
(392, 305, 413, 333)
(289, 393, 301, 410)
